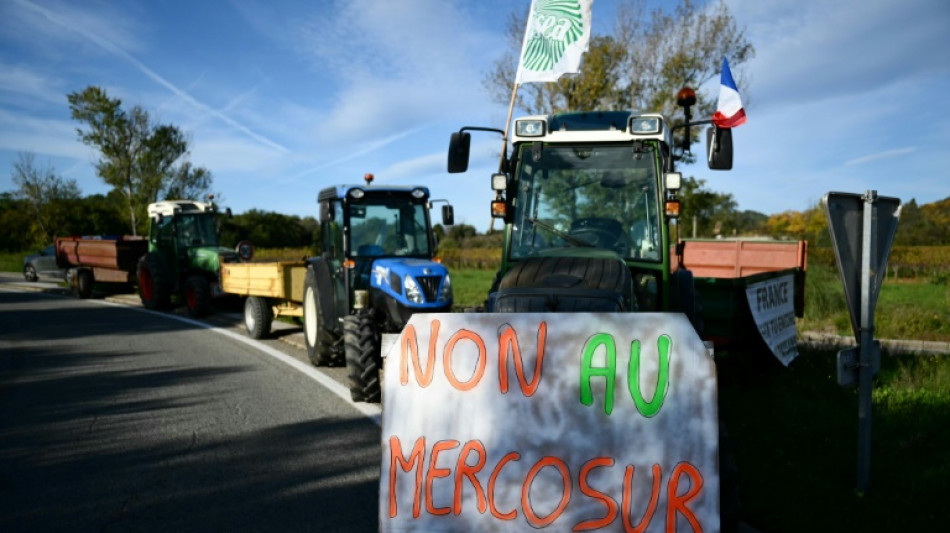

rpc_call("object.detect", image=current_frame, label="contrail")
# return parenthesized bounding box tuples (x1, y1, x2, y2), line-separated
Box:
(14, 0, 288, 153)
(283, 123, 432, 183)
(843, 147, 916, 167)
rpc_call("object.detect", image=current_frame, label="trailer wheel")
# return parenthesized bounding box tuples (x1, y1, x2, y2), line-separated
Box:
(72, 268, 94, 299)
(244, 296, 272, 339)
(184, 276, 212, 318)
(138, 253, 171, 310)
(303, 262, 343, 366)
(343, 312, 381, 403)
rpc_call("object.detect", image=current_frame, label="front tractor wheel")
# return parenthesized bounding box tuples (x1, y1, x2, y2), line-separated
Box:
(343, 313, 381, 403)
(137, 253, 171, 310)
(184, 276, 212, 318)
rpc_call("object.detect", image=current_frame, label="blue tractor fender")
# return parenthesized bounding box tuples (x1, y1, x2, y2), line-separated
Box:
(368, 258, 452, 308)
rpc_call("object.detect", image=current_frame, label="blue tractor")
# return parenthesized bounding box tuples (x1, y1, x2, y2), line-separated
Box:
(302, 175, 454, 402)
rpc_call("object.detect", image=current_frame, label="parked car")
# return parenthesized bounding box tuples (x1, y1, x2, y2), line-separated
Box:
(23, 245, 66, 282)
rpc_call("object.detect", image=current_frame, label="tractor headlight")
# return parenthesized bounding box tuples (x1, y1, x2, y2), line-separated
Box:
(515, 119, 546, 137)
(438, 274, 453, 303)
(404, 275, 423, 304)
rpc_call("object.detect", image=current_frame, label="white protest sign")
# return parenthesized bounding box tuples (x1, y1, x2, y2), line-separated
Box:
(745, 274, 799, 366)
(379, 312, 720, 532)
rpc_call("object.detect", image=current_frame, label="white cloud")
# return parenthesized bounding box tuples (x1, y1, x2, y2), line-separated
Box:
(727, 0, 950, 110)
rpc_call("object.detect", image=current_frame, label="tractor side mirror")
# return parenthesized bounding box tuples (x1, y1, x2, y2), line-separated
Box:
(441, 205, 455, 226)
(706, 126, 733, 170)
(448, 131, 471, 173)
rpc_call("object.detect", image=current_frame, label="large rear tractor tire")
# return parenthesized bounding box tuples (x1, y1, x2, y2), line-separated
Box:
(184, 276, 212, 318)
(137, 253, 171, 310)
(302, 263, 343, 367)
(343, 312, 381, 403)
(244, 296, 273, 339)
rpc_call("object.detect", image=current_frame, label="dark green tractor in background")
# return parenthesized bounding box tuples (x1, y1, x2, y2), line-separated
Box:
(137, 199, 240, 317)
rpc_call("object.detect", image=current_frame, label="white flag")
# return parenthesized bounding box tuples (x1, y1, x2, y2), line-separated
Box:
(515, 0, 593, 84)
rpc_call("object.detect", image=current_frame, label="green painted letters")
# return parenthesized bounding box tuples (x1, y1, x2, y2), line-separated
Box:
(580, 333, 617, 415)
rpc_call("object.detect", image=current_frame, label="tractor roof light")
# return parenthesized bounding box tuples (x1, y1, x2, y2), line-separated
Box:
(630, 116, 662, 135)
(411, 188, 427, 199)
(676, 87, 697, 108)
(515, 119, 546, 137)
(349, 188, 365, 199)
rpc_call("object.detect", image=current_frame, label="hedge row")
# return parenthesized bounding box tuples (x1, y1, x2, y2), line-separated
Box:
(810, 246, 950, 279)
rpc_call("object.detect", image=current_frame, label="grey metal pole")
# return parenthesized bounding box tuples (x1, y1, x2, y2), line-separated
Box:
(856, 190, 877, 493)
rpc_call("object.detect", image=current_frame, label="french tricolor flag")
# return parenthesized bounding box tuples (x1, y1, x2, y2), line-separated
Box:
(712, 57, 747, 128)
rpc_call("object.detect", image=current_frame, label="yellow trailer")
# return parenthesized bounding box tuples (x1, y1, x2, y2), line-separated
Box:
(220, 261, 308, 339)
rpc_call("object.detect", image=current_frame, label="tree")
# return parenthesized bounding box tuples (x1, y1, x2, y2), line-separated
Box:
(895, 198, 949, 246)
(0, 193, 37, 251)
(485, 0, 754, 124)
(763, 203, 829, 246)
(10, 152, 82, 243)
(676, 176, 741, 238)
(67, 86, 213, 235)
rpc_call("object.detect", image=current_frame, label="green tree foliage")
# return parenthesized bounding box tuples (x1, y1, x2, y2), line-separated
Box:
(219, 209, 317, 250)
(67, 86, 213, 235)
(764, 197, 950, 247)
(675, 176, 766, 238)
(895, 198, 949, 246)
(0, 193, 36, 251)
(0, 190, 129, 251)
(763, 203, 829, 246)
(10, 152, 82, 243)
(485, 0, 754, 124)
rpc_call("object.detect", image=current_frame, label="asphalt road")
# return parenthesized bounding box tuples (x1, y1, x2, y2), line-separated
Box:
(0, 281, 382, 532)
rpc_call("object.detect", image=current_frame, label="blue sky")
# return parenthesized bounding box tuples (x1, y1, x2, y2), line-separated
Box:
(1, 0, 948, 232)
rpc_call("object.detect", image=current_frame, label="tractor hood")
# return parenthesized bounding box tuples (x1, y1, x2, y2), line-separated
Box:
(187, 246, 236, 276)
(369, 258, 452, 307)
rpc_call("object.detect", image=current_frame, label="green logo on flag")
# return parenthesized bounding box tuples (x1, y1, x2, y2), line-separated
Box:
(521, 0, 585, 73)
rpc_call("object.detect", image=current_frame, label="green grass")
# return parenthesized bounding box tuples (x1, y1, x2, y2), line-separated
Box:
(801, 263, 950, 342)
(450, 268, 496, 310)
(0, 250, 26, 273)
(718, 348, 950, 532)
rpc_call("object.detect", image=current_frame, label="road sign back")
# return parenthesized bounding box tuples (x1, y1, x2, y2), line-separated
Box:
(823, 191, 901, 340)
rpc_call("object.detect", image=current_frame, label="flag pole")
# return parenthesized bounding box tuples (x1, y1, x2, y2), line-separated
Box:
(489, 81, 519, 234)
(500, 82, 520, 172)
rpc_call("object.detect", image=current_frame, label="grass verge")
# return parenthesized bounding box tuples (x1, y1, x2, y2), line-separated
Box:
(718, 347, 950, 532)
(0, 251, 25, 273)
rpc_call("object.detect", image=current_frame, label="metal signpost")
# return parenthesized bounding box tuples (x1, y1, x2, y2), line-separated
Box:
(823, 190, 901, 494)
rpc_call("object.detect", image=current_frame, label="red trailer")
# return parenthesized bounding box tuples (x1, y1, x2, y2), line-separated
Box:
(55, 236, 148, 298)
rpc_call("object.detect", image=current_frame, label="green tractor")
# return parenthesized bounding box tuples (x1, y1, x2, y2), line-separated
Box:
(445, 95, 735, 330)
(137, 199, 239, 317)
